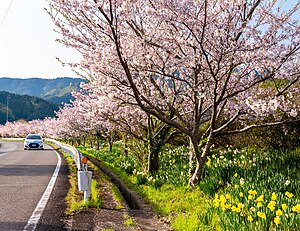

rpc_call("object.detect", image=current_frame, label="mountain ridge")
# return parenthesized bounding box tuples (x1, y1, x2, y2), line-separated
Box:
(0, 77, 86, 104)
(0, 91, 59, 125)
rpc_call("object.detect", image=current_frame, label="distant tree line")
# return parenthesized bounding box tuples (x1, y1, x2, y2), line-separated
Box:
(0, 91, 59, 124)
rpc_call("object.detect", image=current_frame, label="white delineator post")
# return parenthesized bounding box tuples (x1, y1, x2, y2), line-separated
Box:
(77, 157, 92, 203)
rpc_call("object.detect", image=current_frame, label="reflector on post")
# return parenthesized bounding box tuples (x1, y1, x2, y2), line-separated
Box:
(81, 157, 88, 164)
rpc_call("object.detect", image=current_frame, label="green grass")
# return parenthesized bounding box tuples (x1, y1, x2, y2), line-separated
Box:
(85, 179, 103, 208)
(78, 142, 300, 231)
(62, 152, 83, 214)
(111, 184, 126, 210)
(61, 150, 103, 214)
(123, 214, 136, 227)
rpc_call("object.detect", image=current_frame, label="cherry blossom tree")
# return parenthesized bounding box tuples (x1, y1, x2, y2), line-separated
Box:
(48, 0, 300, 187)
(0, 118, 59, 138)
(72, 81, 175, 173)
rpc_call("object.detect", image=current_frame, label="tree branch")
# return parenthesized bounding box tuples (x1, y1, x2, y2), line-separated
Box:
(219, 119, 300, 136)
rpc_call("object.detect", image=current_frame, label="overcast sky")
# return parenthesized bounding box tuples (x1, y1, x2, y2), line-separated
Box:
(0, 0, 81, 79)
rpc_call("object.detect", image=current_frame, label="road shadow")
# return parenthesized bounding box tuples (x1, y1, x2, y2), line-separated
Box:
(0, 221, 27, 231)
(0, 165, 56, 176)
(0, 221, 67, 231)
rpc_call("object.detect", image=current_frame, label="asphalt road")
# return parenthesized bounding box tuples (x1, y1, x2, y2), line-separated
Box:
(0, 141, 69, 231)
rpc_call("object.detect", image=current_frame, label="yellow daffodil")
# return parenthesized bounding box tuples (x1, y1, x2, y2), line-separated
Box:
(274, 217, 280, 225)
(248, 189, 257, 196)
(213, 197, 220, 207)
(239, 192, 244, 197)
(268, 201, 276, 211)
(234, 184, 239, 189)
(231, 206, 241, 212)
(269, 206, 275, 212)
(226, 194, 231, 200)
(292, 204, 300, 213)
(225, 204, 232, 209)
(257, 195, 264, 202)
(282, 204, 287, 210)
(271, 192, 277, 201)
(247, 215, 253, 222)
(248, 195, 253, 200)
(213, 198, 219, 203)
(276, 209, 283, 216)
(285, 191, 294, 199)
(220, 195, 226, 204)
(257, 202, 263, 208)
(257, 211, 266, 219)
(235, 207, 241, 213)
(234, 173, 238, 177)
(206, 159, 211, 166)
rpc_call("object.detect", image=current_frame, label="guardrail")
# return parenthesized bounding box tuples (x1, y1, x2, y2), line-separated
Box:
(46, 138, 83, 170)
(46, 139, 92, 203)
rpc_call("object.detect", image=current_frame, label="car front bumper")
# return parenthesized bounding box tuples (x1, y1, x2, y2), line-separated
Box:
(24, 143, 44, 149)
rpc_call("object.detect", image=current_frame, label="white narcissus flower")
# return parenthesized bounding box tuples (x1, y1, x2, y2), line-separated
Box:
(240, 178, 245, 185)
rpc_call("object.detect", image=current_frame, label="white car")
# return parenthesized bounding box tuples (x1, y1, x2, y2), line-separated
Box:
(24, 134, 44, 150)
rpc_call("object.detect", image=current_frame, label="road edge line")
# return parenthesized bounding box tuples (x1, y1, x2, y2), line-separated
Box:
(23, 147, 62, 231)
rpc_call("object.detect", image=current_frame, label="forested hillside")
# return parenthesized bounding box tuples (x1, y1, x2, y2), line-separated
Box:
(0, 77, 86, 104)
(0, 91, 59, 124)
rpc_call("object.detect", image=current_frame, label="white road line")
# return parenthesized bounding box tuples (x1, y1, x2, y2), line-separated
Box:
(23, 147, 62, 231)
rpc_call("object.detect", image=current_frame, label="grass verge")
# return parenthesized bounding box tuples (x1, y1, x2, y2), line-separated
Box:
(78, 143, 300, 231)
(62, 151, 103, 214)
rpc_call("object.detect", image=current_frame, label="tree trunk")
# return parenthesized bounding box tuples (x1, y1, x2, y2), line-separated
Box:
(96, 132, 100, 150)
(82, 135, 86, 147)
(107, 131, 116, 152)
(147, 141, 160, 173)
(108, 139, 113, 152)
(189, 134, 213, 188)
(124, 142, 128, 157)
(188, 137, 196, 176)
(89, 133, 93, 148)
(147, 124, 172, 174)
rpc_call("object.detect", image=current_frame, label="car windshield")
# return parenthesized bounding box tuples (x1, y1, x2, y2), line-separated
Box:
(26, 135, 42, 140)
